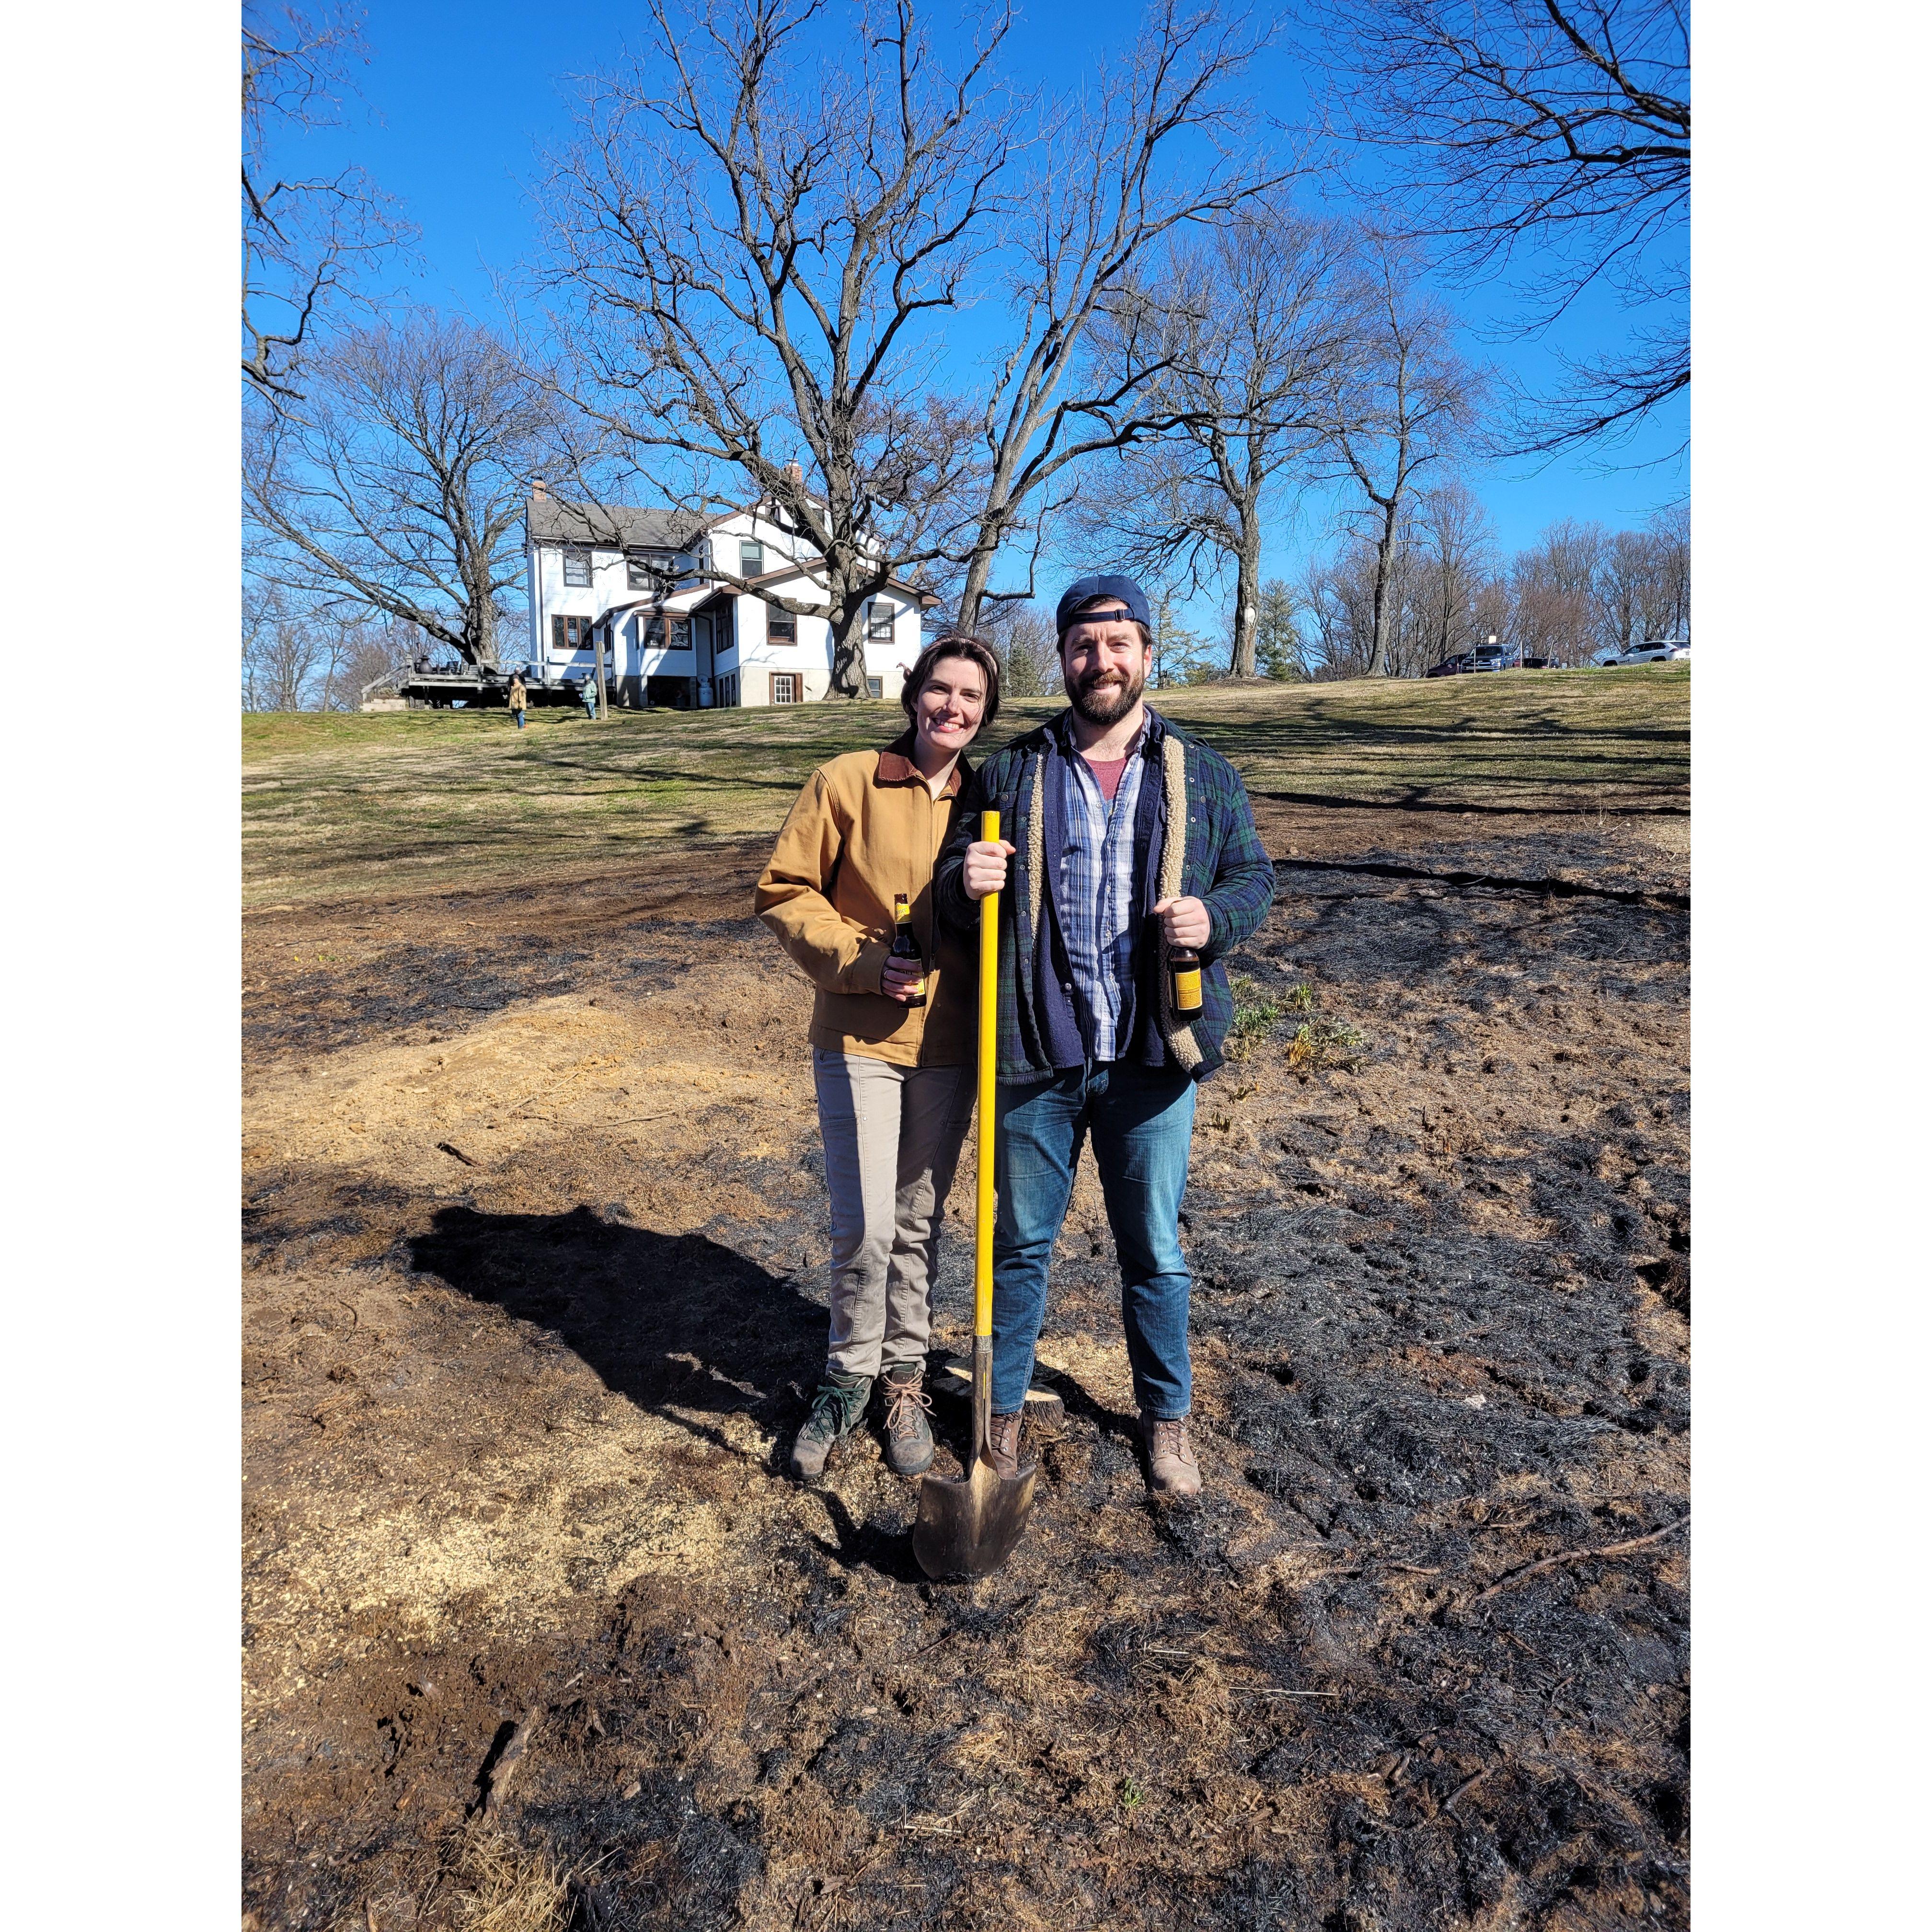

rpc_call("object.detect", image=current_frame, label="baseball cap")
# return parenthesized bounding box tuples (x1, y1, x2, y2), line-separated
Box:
(1055, 574, 1152, 636)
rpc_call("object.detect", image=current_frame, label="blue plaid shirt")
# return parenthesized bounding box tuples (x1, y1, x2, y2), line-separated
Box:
(1057, 722, 1148, 1061)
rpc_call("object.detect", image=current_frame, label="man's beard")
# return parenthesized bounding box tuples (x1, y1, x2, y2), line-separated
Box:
(1066, 660, 1147, 724)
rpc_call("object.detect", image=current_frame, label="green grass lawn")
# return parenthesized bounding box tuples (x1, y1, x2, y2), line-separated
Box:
(243, 667, 1688, 908)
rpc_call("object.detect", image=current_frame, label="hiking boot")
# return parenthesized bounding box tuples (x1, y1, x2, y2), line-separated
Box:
(985, 1410, 1024, 1479)
(1141, 1413, 1201, 1497)
(878, 1363, 935, 1476)
(789, 1372, 873, 1479)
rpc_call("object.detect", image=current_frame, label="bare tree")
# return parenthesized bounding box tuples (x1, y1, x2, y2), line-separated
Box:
(1510, 516, 1609, 664)
(1070, 204, 1362, 676)
(951, 2, 1282, 630)
(244, 315, 554, 668)
(532, 0, 1012, 697)
(319, 610, 414, 709)
(979, 602, 1059, 700)
(1295, 0, 1688, 454)
(242, 2, 411, 399)
(1411, 478, 1497, 664)
(1644, 501, 1690, 639)
(1322, 249, 1481, 675)
(243, 585, 329, 710)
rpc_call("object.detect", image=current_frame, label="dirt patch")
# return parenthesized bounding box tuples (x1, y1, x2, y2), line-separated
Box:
(243, 807, 1687, 1931)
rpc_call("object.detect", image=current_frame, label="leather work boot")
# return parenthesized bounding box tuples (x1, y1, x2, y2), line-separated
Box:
(1141, 1413, 1202, 1497)
(789, 1371, 873, 1480)
(878, 1363, 935, 1476)
(985, 1410, 1024, 1479)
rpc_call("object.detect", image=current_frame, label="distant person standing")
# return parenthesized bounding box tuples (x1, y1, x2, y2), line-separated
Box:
(508, 672, 528, 730)
(578, 675, 598, 722)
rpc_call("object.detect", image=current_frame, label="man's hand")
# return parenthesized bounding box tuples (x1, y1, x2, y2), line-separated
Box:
(879, 954, 924, 1003)
(964, 838, 1016, 901)
(1152, 895, 1210, 949)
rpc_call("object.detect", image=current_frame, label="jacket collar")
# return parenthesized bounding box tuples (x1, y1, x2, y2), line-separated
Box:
(878, 730, 969, 797)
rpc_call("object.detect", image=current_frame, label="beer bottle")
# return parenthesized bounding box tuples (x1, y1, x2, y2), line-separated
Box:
(1169, 944, 1204, 1015)
(890, 893, 926, 1006)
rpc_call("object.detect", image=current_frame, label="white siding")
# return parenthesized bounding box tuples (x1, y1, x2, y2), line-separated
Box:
(524, 499, 929, 705)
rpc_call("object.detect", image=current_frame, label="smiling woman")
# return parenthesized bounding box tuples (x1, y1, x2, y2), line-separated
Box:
(753, 632, 1002, 1481)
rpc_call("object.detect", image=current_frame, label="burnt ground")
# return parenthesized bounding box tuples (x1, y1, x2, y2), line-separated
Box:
(242, 797, 1689, 1932)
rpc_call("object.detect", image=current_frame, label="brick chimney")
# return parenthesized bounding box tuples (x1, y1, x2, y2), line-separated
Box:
(530, 475, 549, 501)
(783, 460, 804, 487)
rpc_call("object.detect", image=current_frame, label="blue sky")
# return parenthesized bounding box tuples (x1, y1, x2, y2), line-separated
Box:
(286, 0, 1688, 612)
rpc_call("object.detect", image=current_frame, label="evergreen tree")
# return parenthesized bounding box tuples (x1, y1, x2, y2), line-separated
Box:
(1254, 579, 1305, 679)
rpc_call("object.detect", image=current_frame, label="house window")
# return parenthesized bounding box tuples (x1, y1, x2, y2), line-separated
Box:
(643, 615, 690, 651)
(770, 672, 800, 704)
(767, 610, 797, 645)
(866, 601, 895, 644)
(562, 546, 592, 587)
(866, 676, 883, 700)
(717, 672, 738, 708)
(551, 614, 601, 654)
(627, 550, 667, 590)
(738, 540, 765, 577)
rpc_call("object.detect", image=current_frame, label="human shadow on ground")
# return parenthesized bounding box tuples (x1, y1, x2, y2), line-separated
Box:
(408, 1205, 970, 1581)
(408, 1206, 828, 1461)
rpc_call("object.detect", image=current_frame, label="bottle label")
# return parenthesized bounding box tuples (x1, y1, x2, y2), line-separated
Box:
(1172, 966, 1202, 1013)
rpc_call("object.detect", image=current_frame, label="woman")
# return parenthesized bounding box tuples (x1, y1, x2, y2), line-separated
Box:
(508, 671, 528, 729)
(756, 634, 1002, 1479)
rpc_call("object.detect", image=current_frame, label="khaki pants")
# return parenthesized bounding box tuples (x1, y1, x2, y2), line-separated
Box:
(812, 1048, 975, 1380)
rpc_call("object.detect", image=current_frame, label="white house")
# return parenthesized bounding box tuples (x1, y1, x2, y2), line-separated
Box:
(523, 484, 936, 708)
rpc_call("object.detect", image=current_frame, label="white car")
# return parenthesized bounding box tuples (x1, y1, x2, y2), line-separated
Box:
(1610, 641, 1690, 665)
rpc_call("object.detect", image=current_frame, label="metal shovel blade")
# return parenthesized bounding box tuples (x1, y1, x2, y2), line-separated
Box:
(912, 1449, 1038, 1580)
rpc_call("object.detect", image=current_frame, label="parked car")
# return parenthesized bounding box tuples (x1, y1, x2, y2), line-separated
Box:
(1605, 640, 1691, 665)
(1427, 643, 1547, 676)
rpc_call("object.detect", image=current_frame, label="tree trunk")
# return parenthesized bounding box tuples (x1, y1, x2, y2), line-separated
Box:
(593, 622, 610, 717)
(1229, 508, 1264, 678)
(471, 597, 501, 671)
(1367, 501, 1400, 677)
(955, 539, 997, 636)
(826, 598, 865, 698)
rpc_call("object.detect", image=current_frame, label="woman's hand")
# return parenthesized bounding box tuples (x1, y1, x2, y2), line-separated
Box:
(964, 838, 1016, 900)
(1151, 895, 1210, 949)
(879, 954, 925, 1003)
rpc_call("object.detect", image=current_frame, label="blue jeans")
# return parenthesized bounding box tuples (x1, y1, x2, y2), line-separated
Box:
(991, 1060, 1197, 1419)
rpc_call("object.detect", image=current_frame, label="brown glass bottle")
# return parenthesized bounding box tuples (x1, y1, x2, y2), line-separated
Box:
(1169, 945, 1203, 1015)
(890, 893, 927, 1005)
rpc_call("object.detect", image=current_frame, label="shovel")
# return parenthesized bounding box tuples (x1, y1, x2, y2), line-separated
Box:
(913, 808, 1038, 1579)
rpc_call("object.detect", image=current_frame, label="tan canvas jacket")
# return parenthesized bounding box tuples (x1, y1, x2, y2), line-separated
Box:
(755, 735, 976, 1067)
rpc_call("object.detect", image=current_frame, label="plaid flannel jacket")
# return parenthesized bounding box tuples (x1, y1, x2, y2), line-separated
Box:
(934, 706, 1276, 1083)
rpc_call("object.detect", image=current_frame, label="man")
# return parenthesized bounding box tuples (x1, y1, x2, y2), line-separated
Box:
(578, 675, 598, 722)
(933, 575, 1276, 1497)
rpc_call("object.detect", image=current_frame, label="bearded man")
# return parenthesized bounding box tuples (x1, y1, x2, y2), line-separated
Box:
(933, 575, 1276, 1497)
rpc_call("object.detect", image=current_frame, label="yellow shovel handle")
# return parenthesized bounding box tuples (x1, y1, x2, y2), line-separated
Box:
(975, 809, 1000, 1341)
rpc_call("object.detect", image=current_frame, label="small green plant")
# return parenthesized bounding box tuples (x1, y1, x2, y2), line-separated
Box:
(1286, 981, 1317, 1015)
(1287, 1017, 1365, 1074)
(1120, 1775, 1144, 1810)
(1225, 973, 1289, 1062)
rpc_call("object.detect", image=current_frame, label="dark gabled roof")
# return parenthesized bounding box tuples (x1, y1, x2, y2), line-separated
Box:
(528, 498, 707, 551)
(529, 494, 939, 606)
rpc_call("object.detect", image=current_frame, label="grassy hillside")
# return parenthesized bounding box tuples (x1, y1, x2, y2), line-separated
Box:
(243, 667, 1687, 907)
